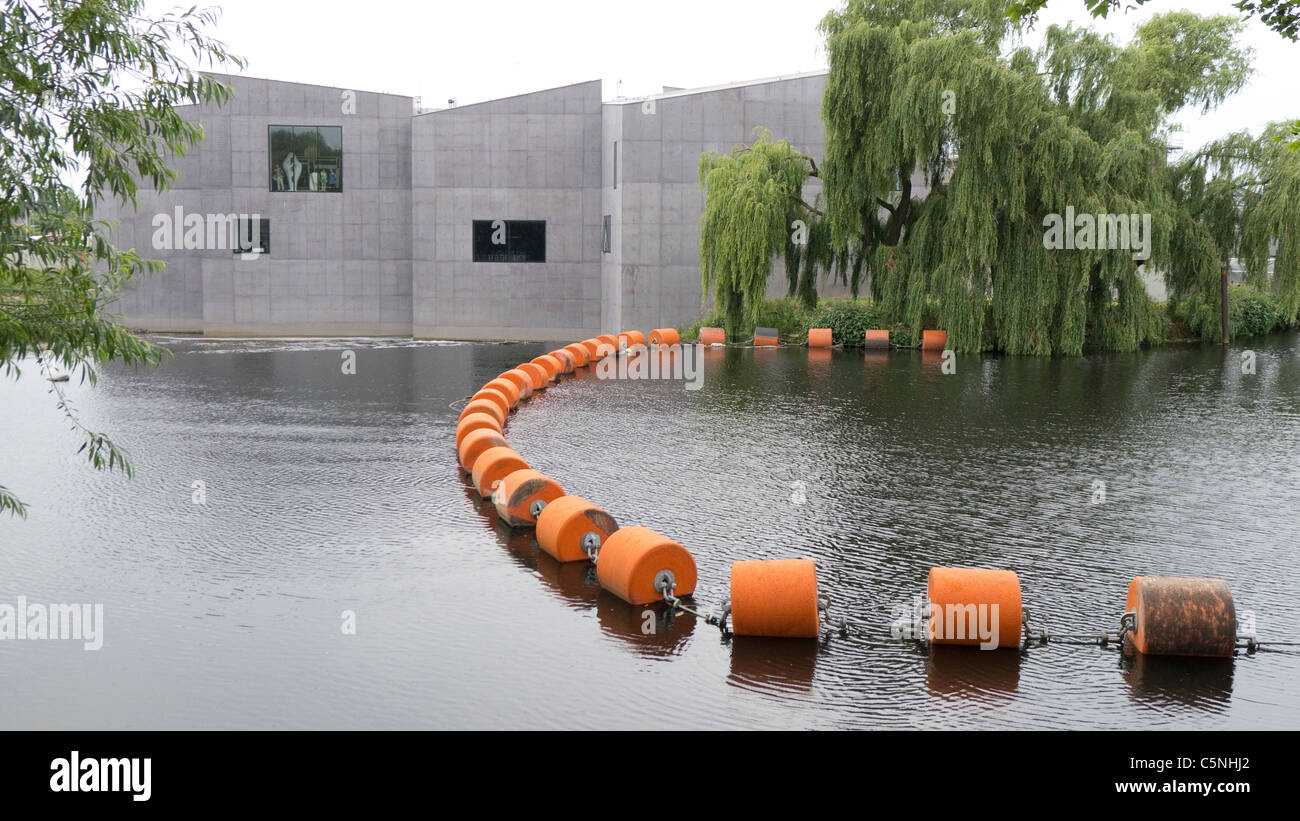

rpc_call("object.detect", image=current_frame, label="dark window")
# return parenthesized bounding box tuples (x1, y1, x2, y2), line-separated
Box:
(269, 125, 342, 192)
(602, 215, 611, 254)
(472, 220, 546, 263)
(613, 141, 618, 189)
(232, 217, 270, 255)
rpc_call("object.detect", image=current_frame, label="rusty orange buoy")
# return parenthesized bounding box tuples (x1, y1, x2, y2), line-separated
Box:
(617, 330, 647, 353)
(455, 412, 502, 449)
(808, 328, 832, 348)
(864, 329, 890, 349)
(753, 326, 778, 347)
(535, 495, 619, 562)
(470, 446, 529, 497)
(596, 526, 697, 605)
(457, 428, 509, 473)
(1124, 577, 1236, 658)
(499, 369, 534, 401)
(649, 328, 680, 347)
(730, 559, 821, 638)
(580, 338, 610, 361)
(921, 330, 947, 351)
(458, 398, 505, 427)
(549, 349, 576, 374)
(469, 388, 511, 421)
(699, 327, 725, 346)
(483, 377, 521, 408)
(561, 343, 590, 368)
(531, 354, 564, 381)
(492, 469, 565, 528)
(927, 567, 1022, 649)
(515, 362, 550, 392)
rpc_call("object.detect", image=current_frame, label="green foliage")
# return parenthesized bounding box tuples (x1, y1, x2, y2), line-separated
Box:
(698, 2, 1269, 356)
(679, 297, 816, 342)
(1169, 121, 1300, 337)
(699, 131, 818, 339)
(1229, 284, 1290, 337)
(1, 0, 244, 516)
(807, 298, 888, 344)
(1007, 1, 1300, 42)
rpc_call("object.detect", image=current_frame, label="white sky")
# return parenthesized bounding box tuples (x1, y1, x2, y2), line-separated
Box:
(147, 0, 1294, 152)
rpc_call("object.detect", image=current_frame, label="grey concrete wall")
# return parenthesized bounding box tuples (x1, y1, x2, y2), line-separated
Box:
(605, 72, 828, 334)
(102, 74, 413, 335)
(411, 81, 603, 341)
(101, 71, 842, 340)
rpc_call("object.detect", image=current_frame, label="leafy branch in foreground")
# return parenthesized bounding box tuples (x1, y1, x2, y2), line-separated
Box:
(1, 0, 245, 517)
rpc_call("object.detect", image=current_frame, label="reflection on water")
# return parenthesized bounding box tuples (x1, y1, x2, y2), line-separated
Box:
(1120, 652, 1234, 713)
(1, 333, 1298, 729)
(728, 637, 820, 695)
(925, 644, 1021, 698)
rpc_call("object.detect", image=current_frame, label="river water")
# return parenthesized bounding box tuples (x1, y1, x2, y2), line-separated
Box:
(2, 333, 1298, 729)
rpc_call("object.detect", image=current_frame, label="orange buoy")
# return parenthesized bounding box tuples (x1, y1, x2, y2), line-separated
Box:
(499, 369, 534, 401)
(596, 334, 617, 350)
(561, 343, 590, 368)
(617, 330, 646, 352)
(530, 354, 564, 381)
(483, 377, 521, 408)
(457, 428, 509, 473)
(927, 567, 1022, 649)
(699, 327, 725, 346)
(469, 388, 511, 421)
(730, 559, 820, 638)
(753, 326, 779, 347)
(455, 412, 502, 449)
(808, 328, 832, 348)
(596, 526, 697, 606)
(549, 349, 576, 374)
(470, 446, 529, 497)
(515, 362, 549, 392)
(864, 329, 890, 349)
(580, 338, 608, 361)
(1124, 577, 1236, 658)
(458, 398, 506, 427)
(649, 328, 680, 347)
(536, 495, 619, 563)
(921, 330, 947, 351)
(492, 468, 565, 528)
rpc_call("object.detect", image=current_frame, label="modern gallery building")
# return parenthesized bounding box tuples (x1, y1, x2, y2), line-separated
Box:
(100, 71, 830, 340)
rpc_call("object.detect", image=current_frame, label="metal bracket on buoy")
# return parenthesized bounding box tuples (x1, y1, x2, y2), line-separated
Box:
(581, 531, 601, 563)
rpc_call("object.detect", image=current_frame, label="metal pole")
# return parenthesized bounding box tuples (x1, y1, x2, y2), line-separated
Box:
(1221, 265, 1230, 345)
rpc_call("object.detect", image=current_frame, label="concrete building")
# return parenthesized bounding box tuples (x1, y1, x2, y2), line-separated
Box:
(100, 71, 831, 340)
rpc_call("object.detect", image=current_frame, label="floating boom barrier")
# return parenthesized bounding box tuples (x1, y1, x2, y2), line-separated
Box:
(453, 332, 1297, 659)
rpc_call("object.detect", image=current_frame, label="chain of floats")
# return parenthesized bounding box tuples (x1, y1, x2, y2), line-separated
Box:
(462, 336, 1300, 658)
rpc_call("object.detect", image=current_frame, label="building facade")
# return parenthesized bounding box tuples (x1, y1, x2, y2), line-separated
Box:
(101, 71, 830, 340)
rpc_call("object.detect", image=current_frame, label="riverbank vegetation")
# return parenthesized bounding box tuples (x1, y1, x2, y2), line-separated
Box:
(698, 1, 1299, 354)
(679, 287, 1295, 347)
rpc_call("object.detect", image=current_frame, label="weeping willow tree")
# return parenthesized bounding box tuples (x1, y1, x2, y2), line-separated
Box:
(698, 132, 822, 337)
(699, 0, 1271, 353)
(1170, 121, 1300, 337)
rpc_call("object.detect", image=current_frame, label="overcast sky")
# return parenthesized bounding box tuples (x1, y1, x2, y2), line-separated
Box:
(148, 0, 1293, 153)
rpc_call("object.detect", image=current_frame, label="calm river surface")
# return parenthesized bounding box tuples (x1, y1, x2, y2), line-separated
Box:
(2, 333, 1299, 729)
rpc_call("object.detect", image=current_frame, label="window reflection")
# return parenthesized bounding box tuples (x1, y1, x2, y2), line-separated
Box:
(269, 126, 342, 192)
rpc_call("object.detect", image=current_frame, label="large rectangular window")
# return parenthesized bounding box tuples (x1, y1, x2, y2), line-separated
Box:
(472, 220, 546, 263)
(269, 125, 342, 192)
